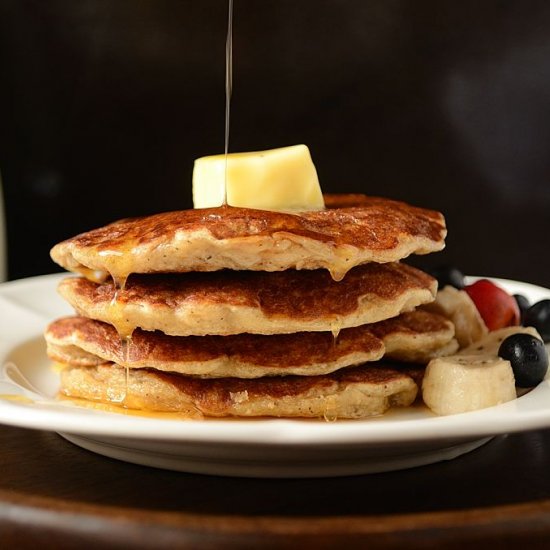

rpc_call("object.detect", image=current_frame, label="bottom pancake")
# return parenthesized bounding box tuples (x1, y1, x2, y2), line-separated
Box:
(59, 363, 418, 419)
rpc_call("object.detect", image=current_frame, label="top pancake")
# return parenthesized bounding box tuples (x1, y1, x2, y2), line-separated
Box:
(50, 194, 446, 282)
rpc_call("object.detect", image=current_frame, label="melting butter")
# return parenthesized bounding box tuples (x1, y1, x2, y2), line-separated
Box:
(193, 145, 325, 211)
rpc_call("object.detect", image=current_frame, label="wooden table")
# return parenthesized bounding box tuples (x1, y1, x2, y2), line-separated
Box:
(1, 424, 550, 548)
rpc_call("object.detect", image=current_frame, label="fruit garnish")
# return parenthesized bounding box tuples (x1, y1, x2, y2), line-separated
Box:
(422, 355, 516, 415)
(428, 265, 465, 290)
(422, 286, 487, 347)
(498, 333, 549, 387)
(523, 299, 550, 343)
(464, 279, 520, 331)
(513, 294, 531, 322)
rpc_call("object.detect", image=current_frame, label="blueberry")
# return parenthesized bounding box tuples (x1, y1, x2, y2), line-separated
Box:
(523, 300, 550, 343)
(513, 294, 530, 321)
(428, 265, 465, 290)
(498, 333, 549, 387)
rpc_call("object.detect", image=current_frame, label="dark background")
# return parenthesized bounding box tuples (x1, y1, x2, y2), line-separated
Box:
(1, 0, 549, 286)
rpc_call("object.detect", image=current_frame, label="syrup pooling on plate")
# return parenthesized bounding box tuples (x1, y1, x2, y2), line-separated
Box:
(57, 396, 203, 420)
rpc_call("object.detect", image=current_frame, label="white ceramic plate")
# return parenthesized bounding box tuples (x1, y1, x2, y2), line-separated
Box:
(0, 273, 549, 478)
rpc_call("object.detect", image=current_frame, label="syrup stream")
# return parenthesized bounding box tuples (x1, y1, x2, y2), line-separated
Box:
(223, 0, 234, 205)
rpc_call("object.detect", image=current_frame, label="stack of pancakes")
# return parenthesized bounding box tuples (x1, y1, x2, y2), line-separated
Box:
(45, 194, 454, 419)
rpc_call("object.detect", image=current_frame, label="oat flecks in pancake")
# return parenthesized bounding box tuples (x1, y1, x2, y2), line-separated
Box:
(57, 263, 437, 337)
(50, 195, 446, 282)
(59, 363, 418, 419)
(46, 317, 385, 377)
(45, 310, 456, 378)
(370, 310, 459, 362)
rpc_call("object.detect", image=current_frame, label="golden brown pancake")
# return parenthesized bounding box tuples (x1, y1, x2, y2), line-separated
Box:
(45, 310, 457, 378)
(57, 263, 437, 337)
(369, 309, 459, 362)
(59, 363, 418, 419)
(50, 195, 446, 283)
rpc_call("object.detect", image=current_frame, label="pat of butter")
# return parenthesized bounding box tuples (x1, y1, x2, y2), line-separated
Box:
(192, 144, 325, 211)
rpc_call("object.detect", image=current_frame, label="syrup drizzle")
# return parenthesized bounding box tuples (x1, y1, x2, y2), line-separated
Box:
(330, 320, 342, 340)
(223, 0, 234, 206)
(108, 275, 133, 405)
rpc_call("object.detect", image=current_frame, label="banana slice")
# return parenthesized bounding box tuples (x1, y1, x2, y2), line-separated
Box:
(422, 355, 516, 415)
(422, 326, 545, 416)
(423, 286, 488, 348)
(458, 325, 541, 357)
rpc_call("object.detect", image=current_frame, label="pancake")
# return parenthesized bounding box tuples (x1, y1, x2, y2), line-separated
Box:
(45, 310, 457, 378)
(50, 195, 446, 283)
(368, 310, 459, 362)
(57, 262, 438, 337)
(58, 363, 418, 419)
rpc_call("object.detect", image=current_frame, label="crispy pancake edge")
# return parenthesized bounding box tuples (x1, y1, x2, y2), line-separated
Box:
(50, 195, 446, 281)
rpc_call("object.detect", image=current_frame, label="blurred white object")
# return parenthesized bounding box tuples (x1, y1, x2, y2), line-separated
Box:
(0, 172, 6, 282)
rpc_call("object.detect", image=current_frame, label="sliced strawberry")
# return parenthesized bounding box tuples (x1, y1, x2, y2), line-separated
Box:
(464, 279, 520, 331)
